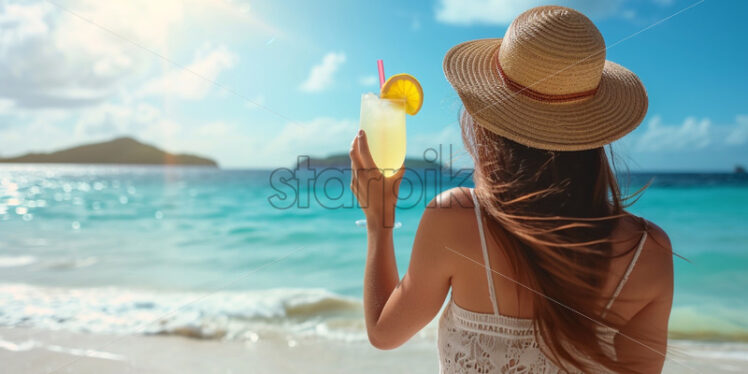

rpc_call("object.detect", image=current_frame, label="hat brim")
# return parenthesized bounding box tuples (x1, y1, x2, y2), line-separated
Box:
(443, 38, 648, 151)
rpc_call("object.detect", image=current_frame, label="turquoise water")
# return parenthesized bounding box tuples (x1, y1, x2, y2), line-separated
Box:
(0, 165, 746, 342)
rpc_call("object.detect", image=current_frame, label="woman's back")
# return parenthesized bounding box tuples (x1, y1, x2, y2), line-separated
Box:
(436, 187, 673, 373)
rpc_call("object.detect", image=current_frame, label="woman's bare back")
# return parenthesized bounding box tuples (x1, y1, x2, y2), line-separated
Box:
(434, 187, 674, 371)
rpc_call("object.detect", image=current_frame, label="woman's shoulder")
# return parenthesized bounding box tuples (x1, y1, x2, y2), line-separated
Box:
(426, 187, 475, 210)
(640, 217, 674, 281)
(619, 211, 672, 252)
(419, 187, 478, 236)
(618, 212, 674, 296)
(642, 218, 672, 252)
(417, 187, 483, 265)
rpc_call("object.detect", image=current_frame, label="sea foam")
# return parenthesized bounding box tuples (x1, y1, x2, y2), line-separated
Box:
(0, 283, 379, 342)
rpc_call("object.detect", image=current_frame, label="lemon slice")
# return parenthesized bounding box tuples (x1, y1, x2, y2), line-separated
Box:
(380, 73, 423, 115)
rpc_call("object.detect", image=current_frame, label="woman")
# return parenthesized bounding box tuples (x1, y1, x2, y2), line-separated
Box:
(349, 5, 674, 374)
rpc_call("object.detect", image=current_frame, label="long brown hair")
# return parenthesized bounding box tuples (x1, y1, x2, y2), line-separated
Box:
(459, 109, 648, 372)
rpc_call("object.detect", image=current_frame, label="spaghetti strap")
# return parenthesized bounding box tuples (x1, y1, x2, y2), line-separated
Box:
(601, 225, 649, 318)
(470, 188, 500, 317)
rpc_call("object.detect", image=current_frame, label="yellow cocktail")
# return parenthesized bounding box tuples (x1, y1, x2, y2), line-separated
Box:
(353, 66, 422, 228)
(359, 93, 406, 177)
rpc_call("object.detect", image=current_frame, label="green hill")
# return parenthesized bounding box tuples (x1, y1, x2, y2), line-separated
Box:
(0, 137, 217, 167)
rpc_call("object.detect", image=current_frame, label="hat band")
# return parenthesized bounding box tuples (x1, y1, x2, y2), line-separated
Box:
(496, 60, 600, 103)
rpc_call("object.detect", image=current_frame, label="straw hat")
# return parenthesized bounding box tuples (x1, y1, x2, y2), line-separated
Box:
(443, 5, 648, 151)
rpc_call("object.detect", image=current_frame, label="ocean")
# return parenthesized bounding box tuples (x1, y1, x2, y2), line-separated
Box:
(0, 164, 747, 360)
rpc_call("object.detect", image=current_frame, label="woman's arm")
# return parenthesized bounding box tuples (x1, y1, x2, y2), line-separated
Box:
(363, 225, 400, 346)
(615, 290, 673, 372)
(350, 131, 452, 349)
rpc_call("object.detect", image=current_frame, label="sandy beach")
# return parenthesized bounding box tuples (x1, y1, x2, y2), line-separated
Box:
(1, 326, 746, 373)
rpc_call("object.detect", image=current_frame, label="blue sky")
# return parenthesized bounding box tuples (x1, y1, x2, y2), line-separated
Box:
(0, 0, 746, 170)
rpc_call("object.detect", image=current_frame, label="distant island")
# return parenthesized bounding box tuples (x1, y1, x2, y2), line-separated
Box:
(0, 137, 218, 167)
(295, 153, 452, 171)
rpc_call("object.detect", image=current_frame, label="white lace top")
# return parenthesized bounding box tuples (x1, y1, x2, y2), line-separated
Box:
(437, 188, 648, 373)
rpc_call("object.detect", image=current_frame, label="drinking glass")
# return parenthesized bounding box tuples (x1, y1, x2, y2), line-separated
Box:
(355, 93, 406, 228)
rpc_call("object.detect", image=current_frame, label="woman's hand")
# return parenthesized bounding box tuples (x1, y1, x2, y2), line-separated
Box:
(349, 130, 405, 230)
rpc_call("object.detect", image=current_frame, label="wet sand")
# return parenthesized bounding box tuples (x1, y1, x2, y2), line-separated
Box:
(1, 327, 746, 373)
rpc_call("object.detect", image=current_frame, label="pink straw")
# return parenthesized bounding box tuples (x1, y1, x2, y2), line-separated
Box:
(377, 60, 385, 89)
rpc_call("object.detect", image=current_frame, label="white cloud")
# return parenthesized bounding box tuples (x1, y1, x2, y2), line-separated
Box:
(0, 0, 273, 109)
(0, 109, 73, 157)
(299, 52, 346, 93)
(73, 103, 165, 139)
(139, 45, 238, 100)
(435, 0, 625, 25)
(0, 0, 299, 167)
(263, 117, 357, 164)
(0, 99, 15, 115)
(0, 0, 185, 108)
(358, 75, 378, 87)
(632, 115, 748, 152)
(634, 116, 712, 152)
(183, 121, 258, 166)
(726, 115, 748, 146)
(0, 2, 50, 43)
